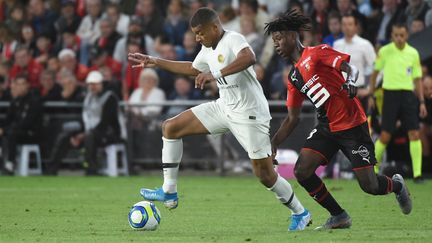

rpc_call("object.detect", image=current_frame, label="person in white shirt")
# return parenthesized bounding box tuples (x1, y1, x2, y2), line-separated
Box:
(334, 14, 376, 111)
(128, 68, 166, 117)
(128, 7, 311, 231)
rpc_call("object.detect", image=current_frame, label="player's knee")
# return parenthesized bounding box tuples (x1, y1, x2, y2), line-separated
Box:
(162, 119, 181, 139)
(360, 181, 379, 195)
(294, 164, 309, 181)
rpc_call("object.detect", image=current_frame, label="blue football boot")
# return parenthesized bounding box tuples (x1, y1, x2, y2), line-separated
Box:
(289, 209, 312, 231)
(140, 187, 178, 209)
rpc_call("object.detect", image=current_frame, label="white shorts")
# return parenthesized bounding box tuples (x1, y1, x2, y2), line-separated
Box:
(191, 101, 272, 159)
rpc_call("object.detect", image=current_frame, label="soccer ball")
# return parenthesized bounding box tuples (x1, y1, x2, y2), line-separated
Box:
(128, 201, 161, 230)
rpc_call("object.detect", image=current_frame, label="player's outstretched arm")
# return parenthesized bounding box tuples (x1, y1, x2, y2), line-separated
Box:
(271, 107, 301, 157)
(128, 53, 200, 76)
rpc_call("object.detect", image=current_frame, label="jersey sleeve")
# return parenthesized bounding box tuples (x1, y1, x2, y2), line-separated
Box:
(192, 48, 210, 73)
(228, 32, 252, 56)
(316, 45, 350, 71)
(374, 47, 385, 71)
(412, 50, 422, 79)
(286, 81, 305, 108)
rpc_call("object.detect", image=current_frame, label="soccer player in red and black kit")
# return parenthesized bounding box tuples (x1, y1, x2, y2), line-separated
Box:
(266, 10, 412, 230)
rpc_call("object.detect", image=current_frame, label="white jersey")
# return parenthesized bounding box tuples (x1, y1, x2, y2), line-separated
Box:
(192, 30, 271, 123)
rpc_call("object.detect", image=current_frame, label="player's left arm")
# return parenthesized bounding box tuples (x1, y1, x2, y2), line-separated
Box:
(195, 47, 256, 89)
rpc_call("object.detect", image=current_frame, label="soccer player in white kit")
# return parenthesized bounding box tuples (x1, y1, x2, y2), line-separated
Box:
(128, 7, 311, 231)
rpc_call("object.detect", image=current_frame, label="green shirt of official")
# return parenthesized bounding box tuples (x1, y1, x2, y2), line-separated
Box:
(374, 42, 422, 91)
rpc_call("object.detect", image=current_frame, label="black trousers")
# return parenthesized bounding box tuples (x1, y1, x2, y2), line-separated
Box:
(1, 130, 38, 168)
(48, 129, 119, 173)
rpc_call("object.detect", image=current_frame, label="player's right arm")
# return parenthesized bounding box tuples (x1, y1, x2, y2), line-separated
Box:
(128, 53, 200, 76)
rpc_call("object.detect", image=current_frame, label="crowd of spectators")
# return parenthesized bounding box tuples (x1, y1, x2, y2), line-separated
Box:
(0, 0, 431, 174)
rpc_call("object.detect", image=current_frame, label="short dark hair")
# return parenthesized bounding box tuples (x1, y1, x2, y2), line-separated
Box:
(341, 13, 358, 25)
(190, 7, 218, 27)
(264, 10, 311, 35)
(392, 22, 409, 31)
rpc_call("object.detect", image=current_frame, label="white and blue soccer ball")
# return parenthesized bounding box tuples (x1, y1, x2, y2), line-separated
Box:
(128, 201, 161, 230)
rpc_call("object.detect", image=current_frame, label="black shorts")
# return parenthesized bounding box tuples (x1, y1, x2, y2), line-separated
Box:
(381, 90, 419, 133)
(303, 122, 376, 170)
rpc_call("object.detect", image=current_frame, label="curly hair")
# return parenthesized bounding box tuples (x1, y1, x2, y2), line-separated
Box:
(264, 10, 312, 35)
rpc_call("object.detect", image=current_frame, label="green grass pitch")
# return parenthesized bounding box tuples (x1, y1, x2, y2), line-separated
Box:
(0, 175, 431, 242)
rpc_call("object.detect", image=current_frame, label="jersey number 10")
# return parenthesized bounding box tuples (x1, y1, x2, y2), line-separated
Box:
(306, 83, 330, 108)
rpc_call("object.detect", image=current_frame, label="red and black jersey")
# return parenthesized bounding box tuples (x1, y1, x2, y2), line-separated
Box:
(286, 44, 366, 132)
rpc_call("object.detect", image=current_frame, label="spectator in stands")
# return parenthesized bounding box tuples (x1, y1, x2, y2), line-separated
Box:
(77, 0, 103, 65)
(404, 0, 430, 28)
(29, 0, 58, 41)
(113, 16, 156, 72)
(166, 76, 202, 118)
(19, 24, 37, 54)
(128, 68, 166, 117)
(420, 75, 432, 172)
(238, 0, 270, 36)
(58, 48, 89, 83)
(122, 40, 143, 100)
(270, 65, 291, 100)
(134, 0, 165, 38)
(9, 46, 44, 89)
(89, 46, 122, 80)
(164, 0, 189, 47)
(100, 65, 122, 99)
(105, 3, 130, 37)
(40, 70, 62, 102)
(310, 0, 332, 42)
(4, 4, 25, 38)
(337, 0, 368, 35)
(219, 5, 241, 33)
(334, 14, 376, 111)
(410, 18, 426, 34)
(54, 27, 81, 55)
(93, 17, 122, 57)
(370, 24, 426, 183)
(322, 11, 343, 47)
(372, 0, 405, 46)
(0, 24, 18, 63)
(54, 0, 81, 35)
(45, 71, 121, 175)
(46, 56, 61, 74)
(58, 69, 86, 103)
(240, 15, 264, 58)
(426, 1, 432, 27)
(0, 75, 43, 175)
(77, 0, 102, 45)
(34, 33, 54, 65)
(156, 42, 177, 95)
(176, 31, 200, 62)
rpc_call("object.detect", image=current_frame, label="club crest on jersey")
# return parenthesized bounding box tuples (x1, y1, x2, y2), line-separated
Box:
(300, 56, 311, 71)
(218, 54, 225, 63)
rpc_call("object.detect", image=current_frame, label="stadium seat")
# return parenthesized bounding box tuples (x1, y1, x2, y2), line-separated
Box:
(16, 145, 42, 176)
(102, 143, 129, 177)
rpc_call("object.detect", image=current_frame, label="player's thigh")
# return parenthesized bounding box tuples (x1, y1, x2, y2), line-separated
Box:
(163, 109, 210, 138)
(400, 91, 420, 131)
(381, 90, 402, 133)
(296, 127, 339, 180)
(337, 122, 377, 171)
(229, 120, 272, 160)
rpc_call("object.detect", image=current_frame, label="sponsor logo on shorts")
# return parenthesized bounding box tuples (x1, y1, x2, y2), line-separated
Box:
(352, 145, 370, 163)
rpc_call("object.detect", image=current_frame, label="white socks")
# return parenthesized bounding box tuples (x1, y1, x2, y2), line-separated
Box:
(161, 137, 183, 193)
(268, 175, 305, 215)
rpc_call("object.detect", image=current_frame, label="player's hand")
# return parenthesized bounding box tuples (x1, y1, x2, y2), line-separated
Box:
(419, 103, 428, 118)
(271, 141, 278, 165)
(195, 72, 215, 90)
(128, 53, 156, 68)
(342, 79, 357, 98)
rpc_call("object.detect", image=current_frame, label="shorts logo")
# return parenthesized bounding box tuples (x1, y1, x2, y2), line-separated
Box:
(352, 145, 370, 163)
